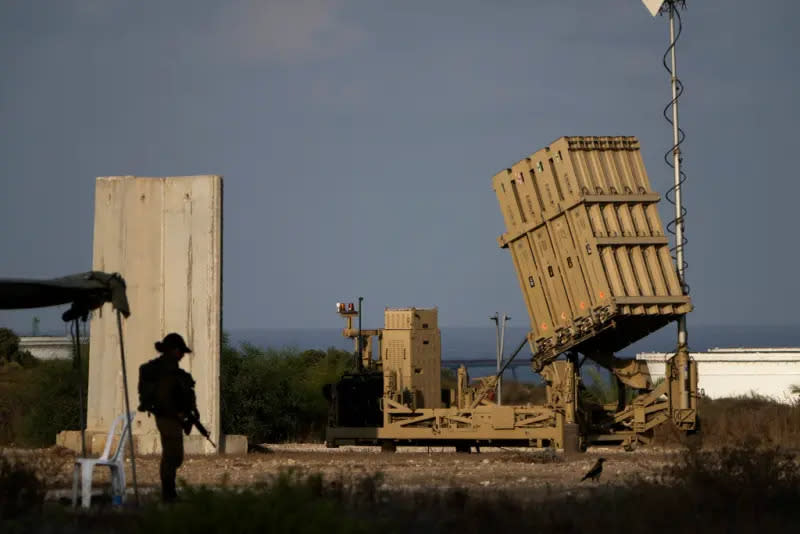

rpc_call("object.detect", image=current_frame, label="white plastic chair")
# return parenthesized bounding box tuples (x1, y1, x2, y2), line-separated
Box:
(71, 412, 134, 509)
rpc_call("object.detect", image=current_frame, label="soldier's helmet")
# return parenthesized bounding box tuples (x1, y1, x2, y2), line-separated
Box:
(155, 333, 192, 354)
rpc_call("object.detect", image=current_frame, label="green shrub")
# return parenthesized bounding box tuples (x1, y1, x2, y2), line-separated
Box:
(0, 356, 87, 447)
(21, 358, 88, 446)
(0, 328, 36, 367)
(220, 334, 354, 444)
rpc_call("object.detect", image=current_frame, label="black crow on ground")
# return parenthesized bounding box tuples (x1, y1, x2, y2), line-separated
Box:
(580, 457, 606, 482)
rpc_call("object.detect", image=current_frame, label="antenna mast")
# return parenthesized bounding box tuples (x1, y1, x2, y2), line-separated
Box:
(644, 0, 689, 352)
(643, 0, 691, 411)
(668, 1, 687, 352)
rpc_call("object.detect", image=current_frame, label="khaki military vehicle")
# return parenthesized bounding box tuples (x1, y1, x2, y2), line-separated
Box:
(325, 136, 696, 452)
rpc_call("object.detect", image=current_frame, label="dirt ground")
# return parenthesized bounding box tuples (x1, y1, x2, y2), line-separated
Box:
(3, 443, 679, 502)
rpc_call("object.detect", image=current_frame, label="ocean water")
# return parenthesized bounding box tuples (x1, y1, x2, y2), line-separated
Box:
(229, 324, 800, 358)
(228, 324, 800, 383)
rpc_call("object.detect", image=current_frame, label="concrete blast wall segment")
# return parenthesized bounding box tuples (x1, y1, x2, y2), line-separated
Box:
(84, 176, 222, 455)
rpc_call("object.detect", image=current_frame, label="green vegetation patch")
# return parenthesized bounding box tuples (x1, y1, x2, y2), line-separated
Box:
(220, 333, 355, 444)
(0, 358, 87, 447)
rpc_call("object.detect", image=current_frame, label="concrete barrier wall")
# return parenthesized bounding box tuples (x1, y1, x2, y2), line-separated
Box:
(84, 176, 222, 454)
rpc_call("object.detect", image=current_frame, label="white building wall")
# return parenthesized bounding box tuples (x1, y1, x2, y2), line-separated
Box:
(18, 336, 83, 360)
(636, 348, 800, 403)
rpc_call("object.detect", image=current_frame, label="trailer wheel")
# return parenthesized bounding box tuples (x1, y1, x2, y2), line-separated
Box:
(380, 441, 397, 453)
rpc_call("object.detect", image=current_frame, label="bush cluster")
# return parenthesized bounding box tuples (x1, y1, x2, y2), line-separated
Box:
(0, 356, 87, 447)
(220, 334, 355, 444)
(0, 328, 36, 367)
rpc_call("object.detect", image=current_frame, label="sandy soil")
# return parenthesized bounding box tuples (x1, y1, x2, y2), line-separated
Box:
(3, 443, 678, 502)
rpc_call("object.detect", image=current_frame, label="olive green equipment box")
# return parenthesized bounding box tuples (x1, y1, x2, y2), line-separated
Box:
(325, 136, 697, 453)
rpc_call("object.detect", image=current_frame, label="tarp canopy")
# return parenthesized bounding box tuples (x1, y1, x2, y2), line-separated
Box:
(0, 271, 129, 321)
(0, 270, 139, 499)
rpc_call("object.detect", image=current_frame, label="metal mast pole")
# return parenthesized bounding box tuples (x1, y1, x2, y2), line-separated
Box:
(490, 313, 510, 405)
(669, 4, 687, 352)
(641, 0, 694, 422)
(357, 297, 363, 370)
(498, 314, 509, 405)
(664, 1, 691, 410)
(490, 313, 500, 403)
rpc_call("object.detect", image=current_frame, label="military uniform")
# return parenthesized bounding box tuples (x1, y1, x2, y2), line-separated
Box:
(138, 333, 197, 503)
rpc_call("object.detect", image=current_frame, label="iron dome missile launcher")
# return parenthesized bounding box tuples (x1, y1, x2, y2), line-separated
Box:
(325, 136, 697, 452)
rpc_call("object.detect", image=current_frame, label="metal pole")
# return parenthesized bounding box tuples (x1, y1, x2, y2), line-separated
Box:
(116, 311, 139, 505)
(71, 319, 87, 457)
(471, 335, 529, 407)
(490, 313, 499, 401)
(668, 2, 690, 410)
(357, 297, 363, 370)
(498, 316, 503, 405)
(498, 314, 509, 405)
(669, 5, 686, 346)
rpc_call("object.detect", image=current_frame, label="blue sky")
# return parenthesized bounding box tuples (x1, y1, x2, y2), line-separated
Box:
(1, 0, 798, 333)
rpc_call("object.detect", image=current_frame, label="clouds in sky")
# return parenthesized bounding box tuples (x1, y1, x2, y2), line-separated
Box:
(208, 0, 366, 63)
(0, 1, 798, 334)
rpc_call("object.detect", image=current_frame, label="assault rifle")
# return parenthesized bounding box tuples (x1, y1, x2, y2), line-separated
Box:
(183, 410, 217, 448)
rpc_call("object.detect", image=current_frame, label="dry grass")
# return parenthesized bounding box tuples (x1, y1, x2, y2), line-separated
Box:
(3, 444, 800, 533)
(653, 395, 800, 449)
(695, 395, 800, 447)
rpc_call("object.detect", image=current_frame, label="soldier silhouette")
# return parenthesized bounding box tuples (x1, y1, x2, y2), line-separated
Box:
(138, 333, 198, 503)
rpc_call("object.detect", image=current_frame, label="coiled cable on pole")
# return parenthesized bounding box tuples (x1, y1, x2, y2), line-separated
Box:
(661, 2, 689, 294)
